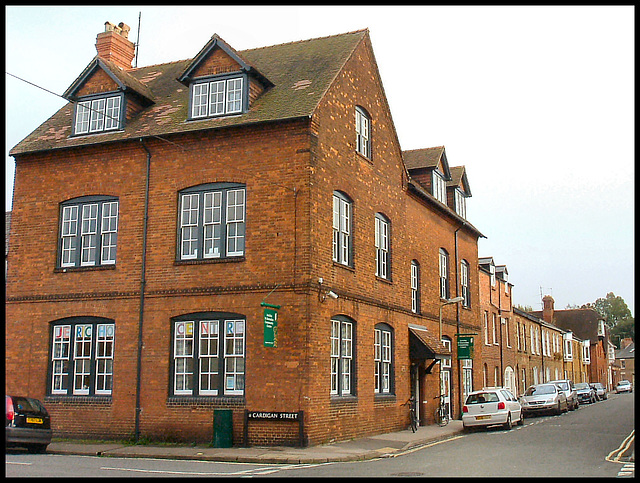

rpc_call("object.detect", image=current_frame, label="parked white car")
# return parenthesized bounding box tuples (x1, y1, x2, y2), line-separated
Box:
(615, 380, 632, 393)
(462, 387, 523, 431)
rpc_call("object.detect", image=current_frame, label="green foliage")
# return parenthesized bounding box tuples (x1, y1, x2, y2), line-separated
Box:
(581, 292, 632, 328)
(581, 292, 634, 346)
(515, 304, 534, 312)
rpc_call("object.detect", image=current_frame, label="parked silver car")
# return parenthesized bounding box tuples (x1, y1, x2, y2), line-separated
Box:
(589, 382, 607, 400)
(462, 387, 523, 430)
(519, 383, 568, 416)
(550, 379, 579, 410)
(574, 382, 596, 404)
(615, 380, 632, 393)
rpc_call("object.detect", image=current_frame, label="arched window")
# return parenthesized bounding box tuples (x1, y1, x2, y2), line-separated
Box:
(49, 316, 115, 396)
(460, 259, 470, 307)
(178, 183, 246, 261)
(331, 315, 356, 396)
(439, 248, 449, 299)
(375, 213, 390, 279)
(374, 323, 394, 394)
(410, 260, 420, 313)
(59, 195, 119, 268)
(170, 312, 246, 397)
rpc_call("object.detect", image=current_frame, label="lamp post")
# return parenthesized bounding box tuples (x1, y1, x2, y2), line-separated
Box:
(439, 296, 465, 341)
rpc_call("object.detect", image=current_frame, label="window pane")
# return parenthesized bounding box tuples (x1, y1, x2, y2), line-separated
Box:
(209, 80, 225, 115)
(104, 96, 121, 130)
(75, 102, 91, 134)
(192, 83, 209, 118)
(226, 78, 243, 113)
(90, 98, 106, 132)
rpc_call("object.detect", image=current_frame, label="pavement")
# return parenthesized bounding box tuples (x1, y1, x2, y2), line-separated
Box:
(47, 420, 465, 464)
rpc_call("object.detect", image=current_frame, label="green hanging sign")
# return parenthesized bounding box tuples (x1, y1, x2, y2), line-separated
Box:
(261, 302, 280, 348)
(457, 335, 474, 359)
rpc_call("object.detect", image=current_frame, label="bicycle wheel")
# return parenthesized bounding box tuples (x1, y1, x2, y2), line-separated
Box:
(410, 414, 418, 433)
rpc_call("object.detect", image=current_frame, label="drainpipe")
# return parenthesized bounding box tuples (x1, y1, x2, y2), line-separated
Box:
(453, 222, 466, 417)
(135, 138, 151, 442)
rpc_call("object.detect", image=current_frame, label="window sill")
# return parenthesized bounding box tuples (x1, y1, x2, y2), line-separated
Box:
(54, 264, 116, 273)
(375, 276, 393, 285)
(167, 395, 245, 408)
(332, 261, 355, 272)
(330, 395, 358, 405)
(45, 395, 112, 405)
(355, 151, 373, 164)
(175, 256, 245, 266)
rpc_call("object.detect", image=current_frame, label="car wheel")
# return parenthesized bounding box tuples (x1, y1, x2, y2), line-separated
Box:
(517, 413, 524, 425)
(503, 413, 513, 430)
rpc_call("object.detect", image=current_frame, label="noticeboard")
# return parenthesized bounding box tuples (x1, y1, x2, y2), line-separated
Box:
(261, 302, 280, 348)
(457, 335, 474, 359)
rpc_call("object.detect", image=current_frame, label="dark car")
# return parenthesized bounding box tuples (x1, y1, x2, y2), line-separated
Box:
(5, 395, 52, 453)
(574, 382, 596, 404)
(589, 382, 608, 400)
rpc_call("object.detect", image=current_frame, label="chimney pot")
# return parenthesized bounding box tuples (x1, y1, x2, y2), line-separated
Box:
(96, 20, 135, 70)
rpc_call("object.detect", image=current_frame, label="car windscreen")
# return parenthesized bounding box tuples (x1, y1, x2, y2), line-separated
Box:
(524, 385, 555, 396)
(12, 397, 48, 415)
(574, 383, 589, 390)
(465, 392, 499, 404)
(554, 382, 569, 390)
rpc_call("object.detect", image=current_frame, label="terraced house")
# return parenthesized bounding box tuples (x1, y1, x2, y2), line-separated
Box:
(6, 22, 484, 446)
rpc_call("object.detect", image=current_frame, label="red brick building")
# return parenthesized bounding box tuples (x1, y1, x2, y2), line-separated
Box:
(6, 23, 483, 446)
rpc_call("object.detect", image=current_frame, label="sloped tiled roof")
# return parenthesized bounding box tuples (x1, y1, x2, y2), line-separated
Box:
(403, 146, 445, 170)
(10, 29, 368, 157)
(530, 308, 604, 341)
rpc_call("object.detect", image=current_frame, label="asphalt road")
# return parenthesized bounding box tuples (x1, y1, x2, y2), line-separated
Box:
(5, 392, 634, 477)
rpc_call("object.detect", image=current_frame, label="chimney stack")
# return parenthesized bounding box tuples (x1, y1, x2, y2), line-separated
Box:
(542, 295, 555, 323)
(95, 21, 135, 70)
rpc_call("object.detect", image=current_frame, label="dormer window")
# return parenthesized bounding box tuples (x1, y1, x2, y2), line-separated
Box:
(74, 94, 123, 135)
(432, 170, 446, 204)
(190, 75, 245, 119)
(454, 188, 467, 218)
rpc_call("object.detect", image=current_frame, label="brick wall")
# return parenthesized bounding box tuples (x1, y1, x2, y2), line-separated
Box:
(6, 33, 482, 446)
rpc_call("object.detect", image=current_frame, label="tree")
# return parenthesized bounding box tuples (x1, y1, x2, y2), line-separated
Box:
(582, 292, 634, 347)
(581, 292, 632, 328)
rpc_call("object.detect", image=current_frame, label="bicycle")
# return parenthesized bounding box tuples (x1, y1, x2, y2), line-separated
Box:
(402, 396, 418, 432)
(434, 394, 449, 427)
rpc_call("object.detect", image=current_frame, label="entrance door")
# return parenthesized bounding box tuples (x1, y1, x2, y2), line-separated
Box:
(440, 369, 451, 419)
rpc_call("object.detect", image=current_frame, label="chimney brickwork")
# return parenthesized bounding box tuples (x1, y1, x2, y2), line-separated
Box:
(96, 21, 135, 70)
(542, 295, 555, 323)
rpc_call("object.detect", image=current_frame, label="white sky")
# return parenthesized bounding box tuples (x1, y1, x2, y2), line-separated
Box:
(5, 5, 635, 315)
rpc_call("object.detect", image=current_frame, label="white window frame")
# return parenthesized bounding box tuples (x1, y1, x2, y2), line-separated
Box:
(50, 320, 115, 397)
(173, 321, 195, 395)
(60, 199, 119, 268)
(454, 188, 466, 218)
(355, 107, 370, 158)
(332, 193, 352, 266)
(191, 76, 244, 119)
(492, 314, 498, 345)
(331, 318, 354, 396)
(74, 95, 122, 134)
(439, 248, 449, 299)
(460, 260, 470, 307)
(223, 320, 245, 395)
(374, 326, 392, 394)
(411, 261, 420, 313)
(375, 214, 390, 279)
(483, 311, 489, 345)
(95, 323, 115, 395)
(179, 185, 246, 261)
(432, 170, 447, 204)
(51, 325, 71, 395)
(172, 316, 245, 397)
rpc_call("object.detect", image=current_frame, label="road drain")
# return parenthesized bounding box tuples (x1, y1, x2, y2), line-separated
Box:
(391, 472, 424, 476)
